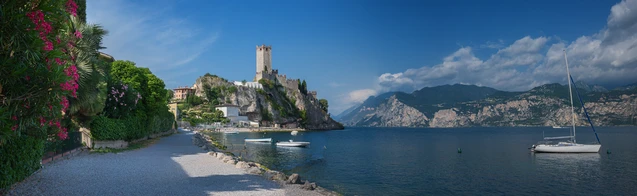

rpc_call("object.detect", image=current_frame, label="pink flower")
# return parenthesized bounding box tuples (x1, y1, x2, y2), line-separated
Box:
(54, 120, 61, 129)
(55, 58, 64, 65)
(38, 21, 52, 35)
(39, 117, 47, 126)
(57, 128, 68, 140)
(74, 30, 82, 38)
(60, 96, 70, 112)
(11, 124, 18, 131)
(66, 0, 78, 16)
(25, 76, 30, 81)
(56, 37, 62, 44)
(43, 41, 53, 51)
(11, 116, 17, 121)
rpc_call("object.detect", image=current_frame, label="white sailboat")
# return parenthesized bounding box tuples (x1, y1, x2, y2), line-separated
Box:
(532, 50, 601, 153)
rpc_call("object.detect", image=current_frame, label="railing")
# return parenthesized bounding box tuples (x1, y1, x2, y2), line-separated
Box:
(43, 131, 83, 159)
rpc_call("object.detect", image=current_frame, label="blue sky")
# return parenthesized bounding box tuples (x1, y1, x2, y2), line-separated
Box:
(87, 0, 637, 114)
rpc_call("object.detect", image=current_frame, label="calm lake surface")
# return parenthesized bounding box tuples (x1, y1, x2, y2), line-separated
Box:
(210, 127, 637, 195)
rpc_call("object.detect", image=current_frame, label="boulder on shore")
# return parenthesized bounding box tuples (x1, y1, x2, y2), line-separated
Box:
(302, 180, 317, 190)
(287, 173, 301, 184)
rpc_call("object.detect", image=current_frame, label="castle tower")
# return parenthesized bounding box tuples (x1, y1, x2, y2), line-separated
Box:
(255, 45, 272, 81)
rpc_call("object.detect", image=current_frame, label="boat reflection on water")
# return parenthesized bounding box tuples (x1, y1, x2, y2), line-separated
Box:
(533, 153, 601, 171)
(533, 153, 601, 163)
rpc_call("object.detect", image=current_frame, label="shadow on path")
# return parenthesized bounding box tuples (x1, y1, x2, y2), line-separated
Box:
(9, 129, 287, 196)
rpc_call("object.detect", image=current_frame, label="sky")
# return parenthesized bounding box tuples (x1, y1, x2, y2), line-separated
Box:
(87, 0, 637, 115)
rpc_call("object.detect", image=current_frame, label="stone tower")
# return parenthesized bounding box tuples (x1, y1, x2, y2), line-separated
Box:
(255, 45, 272, 81)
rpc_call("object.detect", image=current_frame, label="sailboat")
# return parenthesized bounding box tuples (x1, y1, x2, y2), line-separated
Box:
(531, 50, 601, 153)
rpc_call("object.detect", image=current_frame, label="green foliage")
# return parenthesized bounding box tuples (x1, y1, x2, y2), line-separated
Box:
(203, 84, 222, 105)
(300, 80, 308, 94)
(299, 110, 308, 127)
(0, 135, 44, 190)
(260, 106, 273, 121)
(319, 99, 329, 113)
(0, 0, 77, 142)
(148, 110, 175, 134)
(90, 116, 129, 140)
(76, 0, 87, 23)
(66, 18, 110, 122)
(228, 86, 238, 94)
(185, 94, 203, 107)
(166, 89, 174, 101)
(103, 83, 141, 119)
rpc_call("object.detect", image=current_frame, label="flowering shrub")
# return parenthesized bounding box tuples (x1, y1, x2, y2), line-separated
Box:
(0, 0, 82, 190)
(1, 0, 81, 143)
(103, 83, 142, 119)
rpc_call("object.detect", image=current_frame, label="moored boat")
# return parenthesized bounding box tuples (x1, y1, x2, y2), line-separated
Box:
(531, 50, 602, 153)
(245, 138, 272, 142)
(276, 140, 310, 147)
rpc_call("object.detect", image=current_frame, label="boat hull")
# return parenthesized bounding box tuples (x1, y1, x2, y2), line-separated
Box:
(276, 142, 310, 147)
(533, 143, 601, 153)
(245, 138, 272, 142)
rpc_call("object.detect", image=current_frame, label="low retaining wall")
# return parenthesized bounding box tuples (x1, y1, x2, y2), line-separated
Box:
(83, 129, 177, 149)
(192, 131, 339, 195)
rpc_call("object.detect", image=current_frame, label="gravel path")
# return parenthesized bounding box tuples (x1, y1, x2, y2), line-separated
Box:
(8, 130, 322, 196)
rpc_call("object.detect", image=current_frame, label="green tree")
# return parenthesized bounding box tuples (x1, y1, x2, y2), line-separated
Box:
(319, 99, 329, 113)
(65, 17, 110, 124)
(300, 80, 308, 94)
(166, 89, 174, 102)
(76, 0, 87, 23)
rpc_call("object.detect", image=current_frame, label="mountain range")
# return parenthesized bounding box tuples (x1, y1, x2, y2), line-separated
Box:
(336, 82, 637, 127)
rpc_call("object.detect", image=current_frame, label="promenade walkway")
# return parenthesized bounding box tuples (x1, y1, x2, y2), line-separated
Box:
(9, 130, 319, 196)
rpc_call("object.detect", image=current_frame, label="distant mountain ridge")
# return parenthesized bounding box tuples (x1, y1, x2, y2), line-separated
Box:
(337, 82, 637, 127)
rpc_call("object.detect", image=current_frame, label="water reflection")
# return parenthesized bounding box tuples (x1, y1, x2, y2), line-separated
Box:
(533, 153, 601, 164)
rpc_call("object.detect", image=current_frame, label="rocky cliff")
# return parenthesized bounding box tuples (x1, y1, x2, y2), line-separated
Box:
(339, 83, 637, 128)
(193, 75, 343, 130)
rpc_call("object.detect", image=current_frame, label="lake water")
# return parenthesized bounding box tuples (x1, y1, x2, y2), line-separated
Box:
(210, 127, 637, 195)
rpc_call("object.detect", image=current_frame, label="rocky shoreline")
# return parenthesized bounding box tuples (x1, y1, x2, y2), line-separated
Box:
(192, 132, 340, 196)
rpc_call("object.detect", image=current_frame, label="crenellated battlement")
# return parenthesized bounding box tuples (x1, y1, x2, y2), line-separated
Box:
(308, 91, 317, 99)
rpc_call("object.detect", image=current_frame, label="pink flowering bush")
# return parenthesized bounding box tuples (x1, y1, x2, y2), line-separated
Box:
(0, 0, 82, 189)
(1, 0, 81, 142)
(103, 83, 142, 119)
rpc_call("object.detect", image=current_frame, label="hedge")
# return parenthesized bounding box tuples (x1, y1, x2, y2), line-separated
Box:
(90, 111, 174, 141)
(0, 136, 45, 190)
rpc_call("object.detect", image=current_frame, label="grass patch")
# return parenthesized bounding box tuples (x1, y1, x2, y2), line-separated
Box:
(90, 137, 161, 154)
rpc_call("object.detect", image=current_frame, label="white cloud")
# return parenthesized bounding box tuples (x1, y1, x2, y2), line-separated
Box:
(87, 0, 220, 82)
(377, 0, 637, 93)
(480, 39, 505, 49)
(346, 89, 377, 104)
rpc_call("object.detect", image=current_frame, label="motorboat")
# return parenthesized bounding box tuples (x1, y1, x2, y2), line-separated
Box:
(245, 138, 272, 143)
(276, 140, 310, 147)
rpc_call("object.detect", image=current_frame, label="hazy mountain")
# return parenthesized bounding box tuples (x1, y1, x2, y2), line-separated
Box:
(338, 83, 637, 127)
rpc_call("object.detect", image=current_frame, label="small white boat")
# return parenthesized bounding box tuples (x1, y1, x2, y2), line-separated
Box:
(552, 126, 566, 129)
(276, 140, 310, 147)
(245, 138, 272, 142)
(224, 130, 239, 134)
(291, 131, 298, 136)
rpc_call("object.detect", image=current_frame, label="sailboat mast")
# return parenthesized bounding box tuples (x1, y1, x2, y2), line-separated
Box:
(564, 50, 577, 143)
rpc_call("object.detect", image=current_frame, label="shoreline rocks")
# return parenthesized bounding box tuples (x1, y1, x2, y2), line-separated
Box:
(192, 131, 339, 195)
